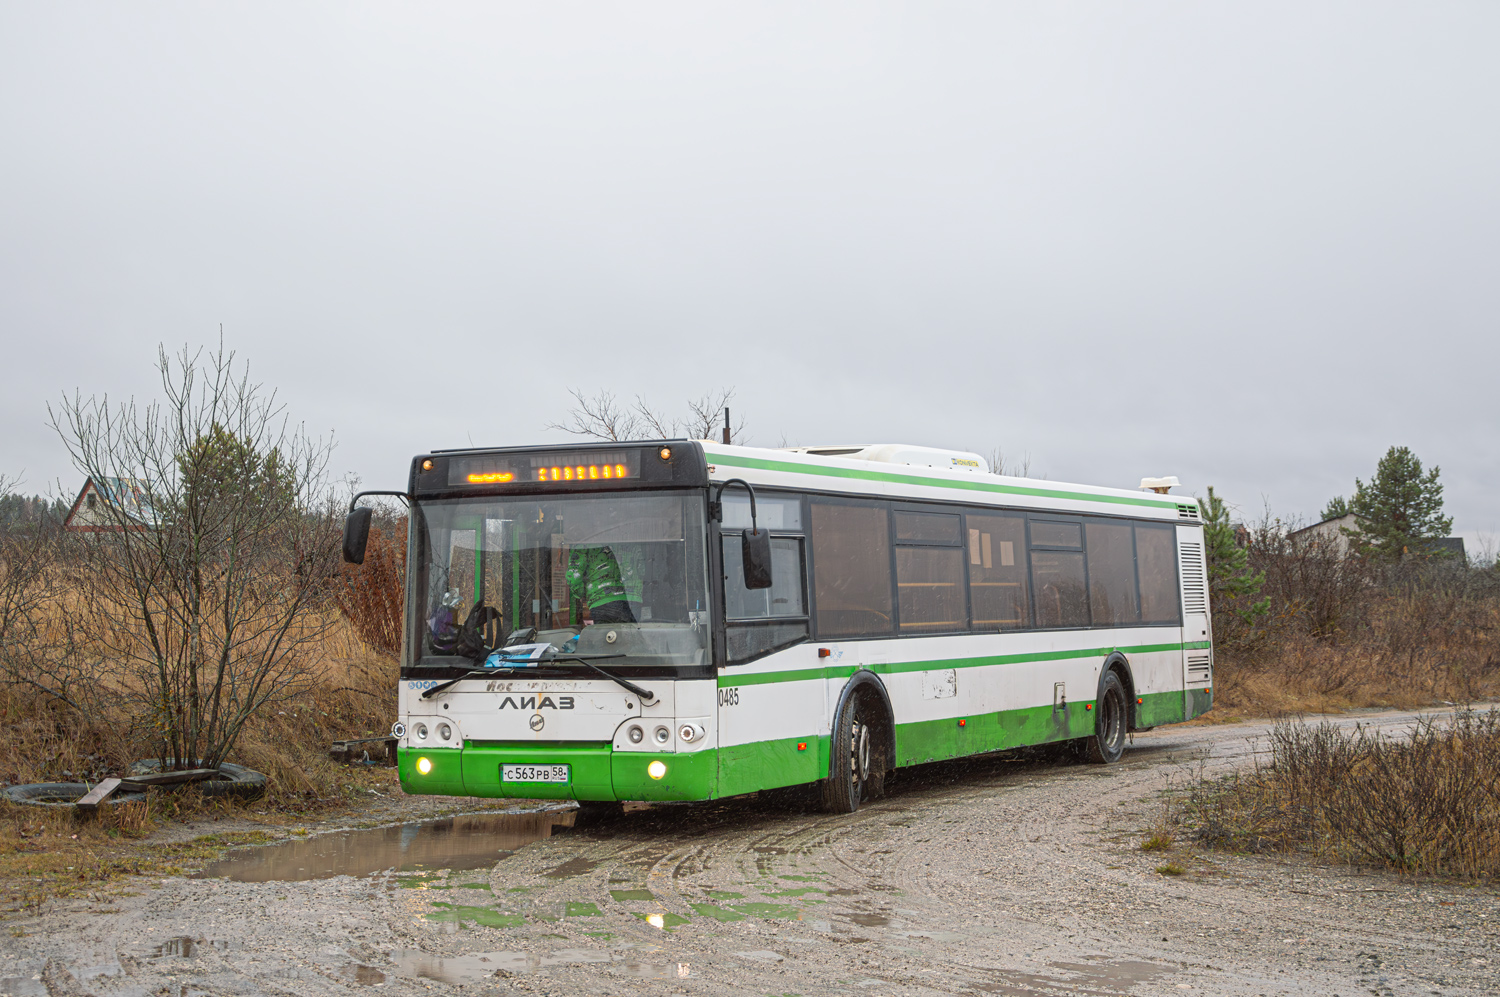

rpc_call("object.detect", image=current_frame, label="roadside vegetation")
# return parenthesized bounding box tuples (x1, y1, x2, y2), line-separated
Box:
(1201, 447, 1500, 717)
(1154, 710, 1500, 881)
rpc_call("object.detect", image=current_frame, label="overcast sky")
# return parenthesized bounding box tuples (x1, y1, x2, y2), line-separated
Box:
(2, 3, 1496, 549)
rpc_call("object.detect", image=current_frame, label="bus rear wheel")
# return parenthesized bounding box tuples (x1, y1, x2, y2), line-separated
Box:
(1086, 670, 1128, 764)
(821, 693, 879, 813)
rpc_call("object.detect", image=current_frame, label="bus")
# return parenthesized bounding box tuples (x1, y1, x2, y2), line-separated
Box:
(342, 440, 1213, 813)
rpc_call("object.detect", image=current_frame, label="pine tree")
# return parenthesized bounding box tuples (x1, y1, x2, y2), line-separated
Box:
(1198, 486, 1268, 628)
(1347, 446, 1452, 561)
(1320, 495, 1350, 521)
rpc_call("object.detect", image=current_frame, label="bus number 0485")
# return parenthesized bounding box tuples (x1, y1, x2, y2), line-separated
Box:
(718, 688, 739, 707)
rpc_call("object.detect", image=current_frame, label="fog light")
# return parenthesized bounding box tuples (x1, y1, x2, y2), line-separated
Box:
(415, 723, 429, 741)
(647, 760, 667, 780)
(627, 725, 644, 744)
(437, 723, 452, 741)
(416, 756, 433, 775)
(653, 726, 670, 744)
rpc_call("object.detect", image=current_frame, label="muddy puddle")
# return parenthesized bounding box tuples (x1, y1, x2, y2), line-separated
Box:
(195, 809, 575, 882)
(971, 959, 1174, 994)
(387, 949, 691, 984)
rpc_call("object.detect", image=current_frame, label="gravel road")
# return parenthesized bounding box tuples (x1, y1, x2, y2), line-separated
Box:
(3, 710, 1496, 996)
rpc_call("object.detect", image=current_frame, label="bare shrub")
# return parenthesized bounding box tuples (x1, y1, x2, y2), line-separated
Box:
(1180, 711, 1500, 879)
(42, 342, 340, 770)
(331, 518, 407, 659)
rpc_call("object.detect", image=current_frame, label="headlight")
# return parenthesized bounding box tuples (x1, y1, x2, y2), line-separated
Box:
(678, 724, 697, 743)
(647, 760, 667, 780)
(437, 723, 452, 741)
(627, 725, 644, 744)
(391, 721, 407, 739)
(653, 726, 670, 745)
(414, 723, 429, 741)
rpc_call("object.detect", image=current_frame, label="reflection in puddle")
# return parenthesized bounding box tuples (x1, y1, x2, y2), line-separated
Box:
(843, 913, 890, 928)
(339, 964, 387, 985)
(195, 810, 574, 882)
(390, 948, 619, 984)
(971, 960, 1175, 994)
(152, 937, 231, 958)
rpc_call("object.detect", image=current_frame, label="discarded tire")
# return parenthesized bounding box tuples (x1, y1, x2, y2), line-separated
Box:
(1, 782, 148, 807)
(127, 760, 268, 800)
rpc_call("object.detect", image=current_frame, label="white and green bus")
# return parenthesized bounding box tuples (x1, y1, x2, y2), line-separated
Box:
(343, 440, 1212, 813)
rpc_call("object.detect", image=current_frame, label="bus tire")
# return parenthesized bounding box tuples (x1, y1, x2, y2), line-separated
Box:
(820, 691, 875, 813)
(1086, 670, 1128, 764)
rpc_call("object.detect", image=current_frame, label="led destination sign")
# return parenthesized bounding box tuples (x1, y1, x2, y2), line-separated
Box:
(448, 450, 642, 487)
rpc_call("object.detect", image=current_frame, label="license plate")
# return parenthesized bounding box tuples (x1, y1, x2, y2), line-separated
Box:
(502, 763, 570, 784)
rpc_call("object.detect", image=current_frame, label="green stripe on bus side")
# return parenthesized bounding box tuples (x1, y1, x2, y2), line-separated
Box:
(717, 641, 1202, 688)
(707, 452, 1181, 511)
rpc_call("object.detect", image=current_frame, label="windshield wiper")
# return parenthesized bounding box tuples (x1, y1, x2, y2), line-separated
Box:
(418, 650, 656, 704)
(552, 654, 656, 704)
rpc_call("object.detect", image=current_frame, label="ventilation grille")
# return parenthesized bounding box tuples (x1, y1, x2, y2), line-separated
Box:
(1180, 540, 1207, 614)
(1177, 503, 1199, 520)
(1187, 654, 1212, 682)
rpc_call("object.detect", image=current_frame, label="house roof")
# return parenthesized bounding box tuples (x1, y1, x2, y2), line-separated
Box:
(62, 477, 160, 531)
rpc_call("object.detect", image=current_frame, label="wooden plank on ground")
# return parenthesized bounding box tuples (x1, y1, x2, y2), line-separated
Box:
(119, 767, 218, 788)
(75, 777, 123, 811)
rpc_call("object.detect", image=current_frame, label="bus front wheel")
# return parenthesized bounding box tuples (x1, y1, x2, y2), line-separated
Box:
(1086, 670, 1128, 764)
(820, 693, 879, 813)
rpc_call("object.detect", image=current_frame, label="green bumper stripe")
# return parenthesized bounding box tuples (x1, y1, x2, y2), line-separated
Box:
(708, 451, 1181, 511)
(719, 640, 1201, 687)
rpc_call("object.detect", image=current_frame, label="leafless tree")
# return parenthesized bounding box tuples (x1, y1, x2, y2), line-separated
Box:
(548, 387, 746, 443)
(44, 341, 341, 769)
(987, 447, 1034, 478)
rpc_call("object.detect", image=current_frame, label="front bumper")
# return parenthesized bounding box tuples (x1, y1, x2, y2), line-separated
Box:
(397, 742, 716, 802)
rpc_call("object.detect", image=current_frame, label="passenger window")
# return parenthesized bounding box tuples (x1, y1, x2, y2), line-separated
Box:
(967, 512, 1030, 629)
(1031, 551, 1088, 627)
(1030, 520, 1082, 548)
(810, 502, 894, 637)
(894, 511, 961, 544)
(1135, 523, 1181, 624)
(1086, 519, 1140, 625)
(896, 546, 966, 632)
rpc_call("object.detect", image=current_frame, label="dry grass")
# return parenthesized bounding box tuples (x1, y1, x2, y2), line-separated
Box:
(0, 615, 405, 911)
(1212, 591, 1500, 717)
(1175, 710, 1500, 880)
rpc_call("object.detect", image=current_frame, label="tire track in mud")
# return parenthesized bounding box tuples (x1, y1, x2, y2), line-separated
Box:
(7, 710, 1499, 996)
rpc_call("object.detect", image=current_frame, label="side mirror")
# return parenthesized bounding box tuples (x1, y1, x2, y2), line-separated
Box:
(741, 527, 773, 589)
(343, 507, 373, 564)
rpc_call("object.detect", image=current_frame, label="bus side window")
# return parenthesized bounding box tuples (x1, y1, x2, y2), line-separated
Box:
(966, 512, 1030, 630)
(1028, 517, 1088, 628)
(723, 535, 808, 664)
(810, 501, 894, 638)
(1135, 522, 1181, 624)
(1085, 518, 1140, 625)
(894, 511, 966, 633)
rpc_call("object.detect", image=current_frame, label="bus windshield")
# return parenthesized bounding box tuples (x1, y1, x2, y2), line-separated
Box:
(413, 491, 710, 670)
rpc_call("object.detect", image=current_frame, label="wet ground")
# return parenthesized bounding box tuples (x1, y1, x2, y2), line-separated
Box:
(3, 710, 1498, 995)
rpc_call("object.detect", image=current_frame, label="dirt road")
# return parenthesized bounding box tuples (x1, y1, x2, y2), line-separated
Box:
(4, 711, 1496, 996)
